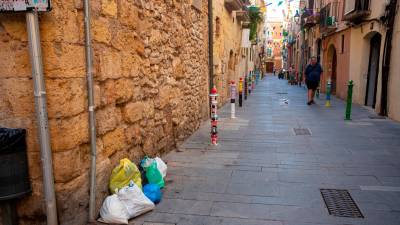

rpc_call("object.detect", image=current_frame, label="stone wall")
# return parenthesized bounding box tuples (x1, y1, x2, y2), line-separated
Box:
(0, 0, 209, 224)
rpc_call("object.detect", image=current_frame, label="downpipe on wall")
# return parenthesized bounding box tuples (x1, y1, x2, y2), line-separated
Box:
(83, 0, 98, 221)
(26, 11, 58, 225)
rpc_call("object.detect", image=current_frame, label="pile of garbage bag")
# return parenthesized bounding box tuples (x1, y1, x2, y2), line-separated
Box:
(99, 156, 167, 224)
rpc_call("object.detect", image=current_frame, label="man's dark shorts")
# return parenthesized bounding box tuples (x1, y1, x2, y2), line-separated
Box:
(306, 80, 319, 91)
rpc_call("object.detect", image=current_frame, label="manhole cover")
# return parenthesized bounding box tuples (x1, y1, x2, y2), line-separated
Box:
(320, 189, 364, 218)
(293, 128, 311, 135)
(368, 115, 386, 119)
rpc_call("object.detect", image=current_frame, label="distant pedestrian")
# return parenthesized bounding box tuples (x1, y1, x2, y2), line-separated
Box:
(304, 56, 323, 105)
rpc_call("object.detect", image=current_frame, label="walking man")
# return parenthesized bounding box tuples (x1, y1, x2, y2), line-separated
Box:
(304, 56, 323, 105)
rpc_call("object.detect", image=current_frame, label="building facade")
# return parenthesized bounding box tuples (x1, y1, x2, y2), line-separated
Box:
(288, 0, 400, 121)
(0, 1, 210, 224)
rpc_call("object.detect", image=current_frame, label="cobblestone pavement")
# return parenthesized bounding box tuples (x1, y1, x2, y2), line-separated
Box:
(130, 75, 400, 225)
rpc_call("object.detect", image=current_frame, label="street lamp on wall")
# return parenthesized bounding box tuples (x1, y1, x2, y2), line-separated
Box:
(294, 10, 300, 24)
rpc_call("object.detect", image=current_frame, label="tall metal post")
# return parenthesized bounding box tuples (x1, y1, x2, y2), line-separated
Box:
(26, 11, 58, 225)
(83, 0, 98, 221)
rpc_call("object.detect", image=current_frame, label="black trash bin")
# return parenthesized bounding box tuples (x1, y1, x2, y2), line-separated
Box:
(0, 128, 31, 201)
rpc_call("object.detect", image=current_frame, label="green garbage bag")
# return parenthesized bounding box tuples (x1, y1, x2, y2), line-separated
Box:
(109, 158, 142, 194)
(140, 157, 164, 189)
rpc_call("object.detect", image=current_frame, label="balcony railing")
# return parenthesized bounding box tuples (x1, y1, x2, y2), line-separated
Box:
(235, 10, 249, 22)
(343, 0, 370, 22)
(320, 2, 339, 33)
(224, 0, 245, 12)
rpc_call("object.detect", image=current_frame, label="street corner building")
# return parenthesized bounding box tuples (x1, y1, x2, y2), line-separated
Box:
(0, 0, 210, 224)
(285, 0, 400, 121)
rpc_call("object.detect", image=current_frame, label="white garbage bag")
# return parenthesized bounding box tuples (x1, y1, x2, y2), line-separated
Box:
(155, 157, 167, 178)
(99, 181, 155, 224)
(99, 194, 129, 224)
(118, 182, 155, 218)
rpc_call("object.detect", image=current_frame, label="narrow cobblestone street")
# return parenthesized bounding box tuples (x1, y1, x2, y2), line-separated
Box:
(131, 75, 400, 225)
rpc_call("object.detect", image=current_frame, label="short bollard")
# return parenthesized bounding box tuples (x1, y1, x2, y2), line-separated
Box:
(252, 73, 255, 90)
(244, 74, 248, 100)
(248, 74, 252, 95)
(239, 77, 243, 107)
(210, 87, 218, 145)
(345, 80, 354, 120)
(325, 79, 331, 107)
(230, 80, 236, 119)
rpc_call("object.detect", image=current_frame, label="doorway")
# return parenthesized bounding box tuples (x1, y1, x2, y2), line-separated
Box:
(365, 33, 381, 108)
(328, 45, 337, 95)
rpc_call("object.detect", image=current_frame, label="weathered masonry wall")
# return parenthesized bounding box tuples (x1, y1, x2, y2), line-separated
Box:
(0, 0, 209, 224)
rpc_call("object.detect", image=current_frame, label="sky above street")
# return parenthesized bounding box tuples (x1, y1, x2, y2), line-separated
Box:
(264, 0, 301, 21)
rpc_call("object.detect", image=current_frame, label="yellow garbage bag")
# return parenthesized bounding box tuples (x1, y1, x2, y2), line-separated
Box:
(109, 158, 142, 194)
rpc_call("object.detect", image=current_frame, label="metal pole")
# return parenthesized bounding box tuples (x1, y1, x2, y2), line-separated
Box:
(26, 11, 58, 225)
(325, 79, 331, 107)
(345, 80, 354, 120)
(230, 81, 236, 119)
(208, 0, 214, 97)
(83, 0, 98, 221)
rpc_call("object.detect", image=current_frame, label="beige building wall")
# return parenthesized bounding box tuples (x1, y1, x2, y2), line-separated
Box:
(0, 0, 209, 224)
(387, 13, 400, 121)
(213, 1, 248, 104)
(348, 1, 400, 121)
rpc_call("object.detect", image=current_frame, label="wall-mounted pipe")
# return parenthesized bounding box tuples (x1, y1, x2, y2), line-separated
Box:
(208, 0, 214, 93)
(26, 11, 58, 225)
(83, 0, 98, 221)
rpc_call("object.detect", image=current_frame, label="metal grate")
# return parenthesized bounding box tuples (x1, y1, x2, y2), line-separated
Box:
(320, 189, 364, 218)
(276, 92, 288, 95)
(293, 128, 311, 135)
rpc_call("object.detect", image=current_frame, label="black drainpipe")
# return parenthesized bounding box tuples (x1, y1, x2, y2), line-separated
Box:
(380, 0, 398, 116)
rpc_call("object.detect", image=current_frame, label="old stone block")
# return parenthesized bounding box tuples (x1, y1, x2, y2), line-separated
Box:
(118, 0, 140, 28)
(92, 17, 111, 44)
(55, 173, 89, 225)
(97, 49, 122, 80)
(102, 126, 128, 158)
(49, 113, 89, 151)
(53, 147, 81, 183)
(125, 124, 142, 145)
(172, 57, 185, 79)
(95, 158, 112, 216)
(158, 86, 181, 109)
(0, 15, 27, 41)
(101, 0, 117, 17)
(42, 42, 85, 78)
(1, 78, 35, 117)
(46, 78, 86, 119)
(95, 105, 122, 135)
(101, 78, 135, 105)
(122, 101, 145, 123)
(16, 180, 46, 220)
(121, 52, 141, 77)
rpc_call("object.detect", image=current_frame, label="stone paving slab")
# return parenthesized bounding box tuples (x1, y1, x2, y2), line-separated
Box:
(130, 76, 400, 225)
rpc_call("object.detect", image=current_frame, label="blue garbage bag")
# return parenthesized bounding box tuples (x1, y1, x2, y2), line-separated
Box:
(143, 184, 162, 204)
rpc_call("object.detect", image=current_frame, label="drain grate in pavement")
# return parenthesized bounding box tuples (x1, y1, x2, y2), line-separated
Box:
(320, 189, 364, 218)
(276, 92, 288, 95)
(368, 115, 386, 119)
(293, 128, 311, 135)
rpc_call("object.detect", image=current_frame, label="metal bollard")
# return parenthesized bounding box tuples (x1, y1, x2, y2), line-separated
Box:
(230, 81, 236, 119)
(252, 73, 255, 90)
(248, 73, 252, 95)
(239, 77, 243, 107)
(345, 80, 354, 120)
(325, 79, 331, 107)
(210, 87, 218, 145)
(244, 74, 248, 100)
